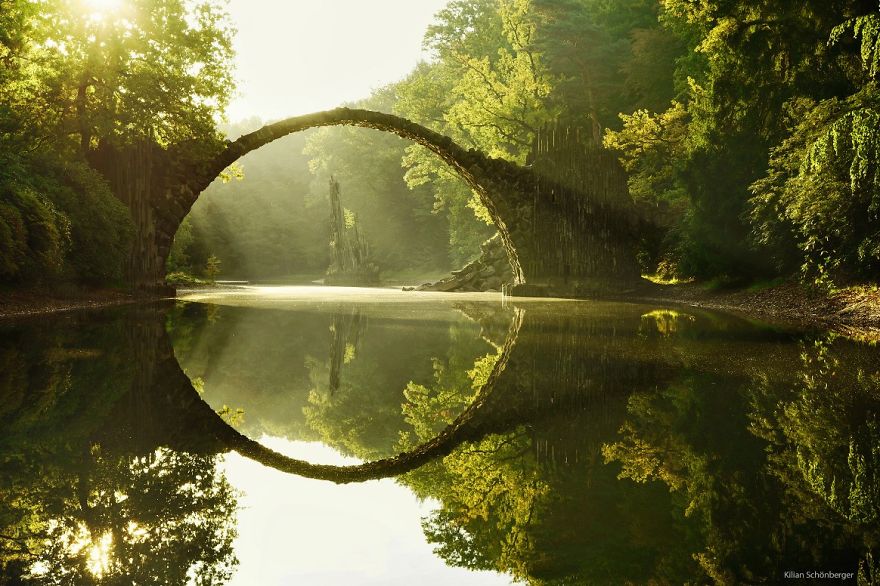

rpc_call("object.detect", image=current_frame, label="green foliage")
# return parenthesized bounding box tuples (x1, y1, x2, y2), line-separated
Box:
(304, 90, 453, 272)
(0, 0, 233, 287)
(165, 271, 209, 287)
(0, 312, 238, 582)
(203, 254, 222, 282)
(596, 0, 880, 282)
(0, 183, 66, 281)
(0, 152, 132, 285)
(831, 10, 880, 80)
(35, 157, 133, 284)
(751, 93, 880, 283)
(767, 337, 880, 526)
(748, 10, 880, 284)
(394, 0, 557, 264)
(166, 216, 195, 274)
(23, 0, 235, 148)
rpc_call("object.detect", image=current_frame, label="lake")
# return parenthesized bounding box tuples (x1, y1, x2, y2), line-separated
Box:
(1, 286, 878, 584)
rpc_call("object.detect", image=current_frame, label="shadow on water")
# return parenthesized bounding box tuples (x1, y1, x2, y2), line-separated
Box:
(1, 296, 880, 583)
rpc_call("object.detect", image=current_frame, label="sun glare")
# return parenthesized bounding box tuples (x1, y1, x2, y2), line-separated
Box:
(85, 532, 114, 577)
(83, 0, 122, 20)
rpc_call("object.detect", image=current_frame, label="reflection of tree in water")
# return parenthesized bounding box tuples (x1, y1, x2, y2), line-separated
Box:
(293, 303, 880, 584)
(398, 380, 693, 584)
(12, 448, 238, 584)
(603, 333, 880, 583)
(0, 312, 239, 583)
(336, 306, 697, 584)
(303, 308, 498, 460)
(751, 334, 880, 582)
(11, 301, 878, 583)
(327, 310, 365, 395)
(302, 309, 405, 460)
(756, 336, 880, 526)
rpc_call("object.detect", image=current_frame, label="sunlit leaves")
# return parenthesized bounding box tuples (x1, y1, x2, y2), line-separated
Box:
(15, 0, 235, 147)
(395, 0, 556, 252)
(770, 337, 880, 525)
(26, 447, 240, 584)
(603, 101, 688, 202)
(750, 90, 880, 282)
(831, 9, 880, 80)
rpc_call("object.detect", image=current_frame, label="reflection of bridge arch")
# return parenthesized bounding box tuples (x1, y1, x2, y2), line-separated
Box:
(168, 309, 524, 483)
(78, 301, 809, 485)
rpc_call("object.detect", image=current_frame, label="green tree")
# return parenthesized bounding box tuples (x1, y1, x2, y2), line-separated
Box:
(0, 0, 235, 287)
(303, 89, 451, 274)
(394, 0, 557, 264)
(750, 10, 880, 284)
(29, 0, 235, 151)
(204, 254, 222, 282)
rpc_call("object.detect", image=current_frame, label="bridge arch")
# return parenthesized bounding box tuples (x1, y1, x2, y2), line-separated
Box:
(179, 107, 528, 285)
(102, 107, 639, 294)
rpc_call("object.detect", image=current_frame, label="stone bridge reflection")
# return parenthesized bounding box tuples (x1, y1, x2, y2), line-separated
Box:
(5, 301, 879, 583)
(104, 300, 808, 483)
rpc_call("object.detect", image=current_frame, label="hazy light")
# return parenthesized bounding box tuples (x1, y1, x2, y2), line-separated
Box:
(83, 0, 123, 20)
(85, 532, 114, 578)
(221, 437, 513, 585)
(84, 0, 122, 10)
(225, 0, 450, 121)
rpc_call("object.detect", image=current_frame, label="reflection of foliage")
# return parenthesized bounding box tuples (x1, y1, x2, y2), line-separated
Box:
(751, 336, 880, 527)
(3, 447, 239, 584)
(217, 405, 245, 428)
(859, 552, 878, 586)
(396, 346, 555, 581)
(303, 314, 494, 460)
(602, 382, 713, 500)
(602, 373, 791, 583)
(0, 313, 240, 583)
(302, 353, 406, 460)
(418, 430, 546, 582)
(639, 309, 696, 338)
(0, 316, 134, 461)
(414, 430, 549, 577)
(398, 348, 501, 449)
(399, 346, 696, 584)
(601, 380, 737, 584)
(603, 333, 880, 583)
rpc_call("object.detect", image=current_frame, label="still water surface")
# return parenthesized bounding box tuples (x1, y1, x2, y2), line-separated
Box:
(1, 286, 878, 584)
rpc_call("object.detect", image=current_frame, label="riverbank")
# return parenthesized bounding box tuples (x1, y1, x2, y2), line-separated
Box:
(3, 280, 880, 339)
(632, 280, 880, 339)
(0, 287, 148, 320)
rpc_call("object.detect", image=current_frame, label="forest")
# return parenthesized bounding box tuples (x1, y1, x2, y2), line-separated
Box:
(3, 2, 880, 581)
(1, 0, 879, 291)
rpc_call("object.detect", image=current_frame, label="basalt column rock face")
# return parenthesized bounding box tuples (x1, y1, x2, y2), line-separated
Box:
(90, 141, 168, 292)
(325, 177, 380, 286)
(90, 140, 206, 293)
(415, 234, 514, 292)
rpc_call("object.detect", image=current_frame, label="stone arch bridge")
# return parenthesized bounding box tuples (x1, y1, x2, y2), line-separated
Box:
(94, 108, 640, 297)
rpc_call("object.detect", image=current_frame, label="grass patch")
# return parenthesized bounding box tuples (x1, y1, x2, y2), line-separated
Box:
(642, 273, 695, 285)
(166, 271, 210, 287)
